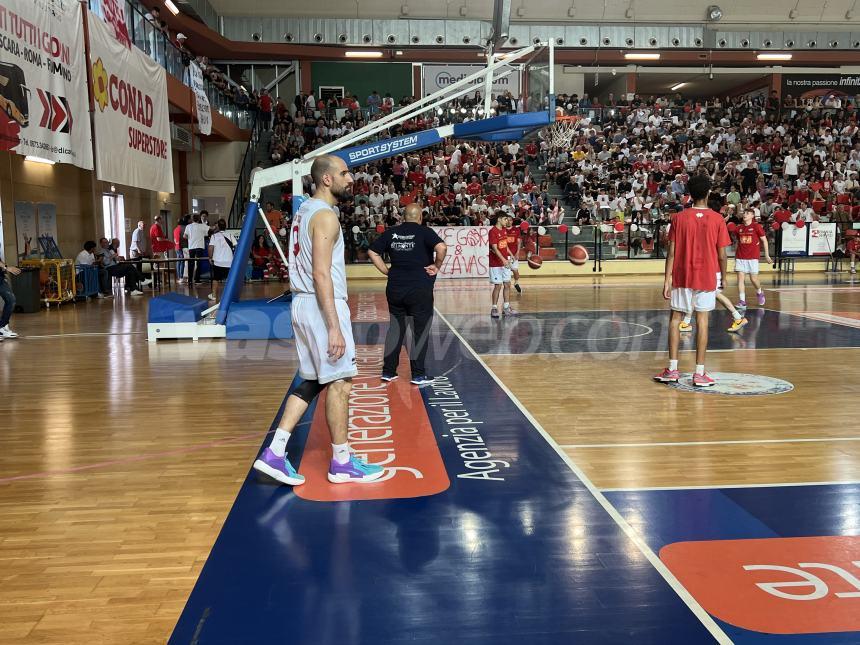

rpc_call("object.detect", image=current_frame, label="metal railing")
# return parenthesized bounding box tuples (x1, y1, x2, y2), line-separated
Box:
(228, 118, 261, 227)
(88, 0, 254, 130)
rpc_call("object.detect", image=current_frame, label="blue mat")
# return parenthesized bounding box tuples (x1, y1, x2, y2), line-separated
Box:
(225, 297, 293, 339)
(148, 293, 208, 323)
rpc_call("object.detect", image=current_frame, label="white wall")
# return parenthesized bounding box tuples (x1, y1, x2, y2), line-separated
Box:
(555, 65, 585, 99)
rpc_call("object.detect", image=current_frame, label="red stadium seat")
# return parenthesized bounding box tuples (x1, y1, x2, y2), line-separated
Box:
(538, 247, 557, 260)
(812, 200, 825, 213)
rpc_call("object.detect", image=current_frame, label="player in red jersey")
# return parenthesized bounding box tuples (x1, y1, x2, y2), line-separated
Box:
(733, 207, 773, 308)
(848, 236, 860, 275)
(488, 213, 518, 318)
(505, 219, 523, 294)
(655, 174, 731, 387)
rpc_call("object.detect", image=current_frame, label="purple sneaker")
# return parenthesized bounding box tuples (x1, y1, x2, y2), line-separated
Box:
(736, 300, 747, 309)
(253, 448, 305, 486)
(491, 307, 500, 318)
(503, 306, 519, 316)
(328, 455, 385, 484)
(757, 291, 766, 306)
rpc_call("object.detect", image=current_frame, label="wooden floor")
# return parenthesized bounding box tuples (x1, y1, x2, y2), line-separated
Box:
(2, 274, 859, 643)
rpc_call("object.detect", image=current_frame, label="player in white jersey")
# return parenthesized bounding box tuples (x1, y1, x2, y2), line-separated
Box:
(253, 155, 384, 486)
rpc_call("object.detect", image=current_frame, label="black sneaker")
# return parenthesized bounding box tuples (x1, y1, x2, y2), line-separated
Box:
(514, 283, 522, 294)
(381, 374, 398, 382)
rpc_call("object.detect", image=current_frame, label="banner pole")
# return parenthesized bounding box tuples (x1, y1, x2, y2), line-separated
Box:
(80, 1, 104, 245)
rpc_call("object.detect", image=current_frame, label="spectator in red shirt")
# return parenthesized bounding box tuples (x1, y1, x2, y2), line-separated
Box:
(655, 174, 731, 387)
(259, 89, 273, 131)
(488, 212, 517, 317)
(149, 214, 172, 288)
(734, 207, 772, 307)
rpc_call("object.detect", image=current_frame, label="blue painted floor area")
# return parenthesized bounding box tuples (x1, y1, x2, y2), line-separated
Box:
(169, 321, 718, 645)
(606, 485, 860, 644)
(444, 309, 860, 355)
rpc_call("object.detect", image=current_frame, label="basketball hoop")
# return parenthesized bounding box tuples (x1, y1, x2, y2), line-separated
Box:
(543, 115, 580, 148)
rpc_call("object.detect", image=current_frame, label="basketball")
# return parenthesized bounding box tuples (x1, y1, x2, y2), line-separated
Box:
(527, 255, 543, 269)
(569, 244, 589, 265)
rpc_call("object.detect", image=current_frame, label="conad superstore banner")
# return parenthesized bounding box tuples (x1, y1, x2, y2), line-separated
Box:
(0, 0, 92, 168)
(88, 10, 173, 192)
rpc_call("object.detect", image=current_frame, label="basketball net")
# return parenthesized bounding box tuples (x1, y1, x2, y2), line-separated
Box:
(542, 115, 580, 148)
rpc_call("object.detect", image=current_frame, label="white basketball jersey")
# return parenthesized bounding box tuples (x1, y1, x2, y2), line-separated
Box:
(289, 198, 348, 299)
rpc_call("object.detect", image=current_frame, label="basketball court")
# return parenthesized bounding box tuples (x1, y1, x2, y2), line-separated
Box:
(3, 6, 860, 642)
(3, 273, 859, 644)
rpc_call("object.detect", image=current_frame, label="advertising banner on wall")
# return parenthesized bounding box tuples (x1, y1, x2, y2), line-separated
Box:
(0, 0, 92, 168)
(431, 226, 489, 279)
(423, 64, 521, 99)
(809, 222, 838, 255)
(780, 225, 808, 257)
(189, 62, 211, 136)
(781, 74, 860, 100)
(88, 11, 173, 193)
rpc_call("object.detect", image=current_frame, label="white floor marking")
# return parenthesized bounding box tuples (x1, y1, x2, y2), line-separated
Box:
(434, 308, 733, 645)
(602, 480, 860, 492)
(561, 437, 860, 449)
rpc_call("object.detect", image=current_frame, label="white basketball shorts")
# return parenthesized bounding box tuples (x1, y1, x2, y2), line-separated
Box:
(489, 266, 513, 284)
(291, 294, 358, 384)
(734, 258, 760, 275)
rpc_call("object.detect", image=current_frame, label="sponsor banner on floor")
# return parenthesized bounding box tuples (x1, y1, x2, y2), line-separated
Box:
(0, 0, 92, 168)
(295, 345, 450, 502)
(88, 11, 173, 192)
(431, 225, 489, 279)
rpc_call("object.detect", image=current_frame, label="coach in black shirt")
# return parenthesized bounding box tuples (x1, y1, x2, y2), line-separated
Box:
(369, 203, 447, 385)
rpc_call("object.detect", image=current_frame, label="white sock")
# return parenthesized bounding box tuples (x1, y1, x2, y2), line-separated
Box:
(695, 364, 705, 376)
(269, 428, 291, 457)
(492, 304, 498, 309)
(756, 289, 763, 295)
(683, 314, 692, 325)
(732, 310, 741, 321)
(738, 287, 746, 301)
(503, 302, 510, 309)
(332, 442, 350, 465)
(669, 359, 678, 371)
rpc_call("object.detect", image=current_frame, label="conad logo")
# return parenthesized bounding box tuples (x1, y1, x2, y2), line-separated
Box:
(295, 345, 450, 502)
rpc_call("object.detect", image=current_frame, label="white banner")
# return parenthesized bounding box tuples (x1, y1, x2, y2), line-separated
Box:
(809, 222, 838, 256)
(431, 226, 489, 279)
(780, 225, 808, 256)
(189, 62, 211, 136)
(423, 64, 521, 99)
(0, 0, 92, 168)
(88, 11, 173, 192)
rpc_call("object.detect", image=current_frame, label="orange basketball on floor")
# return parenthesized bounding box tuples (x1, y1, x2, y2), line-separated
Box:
(527, 255, 543, 269)
(568, 244, 589, 266)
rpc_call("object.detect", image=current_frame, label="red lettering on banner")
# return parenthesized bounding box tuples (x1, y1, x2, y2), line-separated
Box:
(108, 76, 154, 127)
(127, 127, 167, 158)
(431, 226, 490, 279)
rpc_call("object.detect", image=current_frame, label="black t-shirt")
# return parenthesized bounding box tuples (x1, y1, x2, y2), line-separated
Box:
(369, 222, 444, 292)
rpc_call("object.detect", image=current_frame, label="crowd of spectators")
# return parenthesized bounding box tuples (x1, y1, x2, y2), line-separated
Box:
(253, 84, 860, 263)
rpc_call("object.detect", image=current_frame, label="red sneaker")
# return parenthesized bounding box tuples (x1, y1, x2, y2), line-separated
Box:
(654, 368, 680, 382)
(693, 372, 716, 387)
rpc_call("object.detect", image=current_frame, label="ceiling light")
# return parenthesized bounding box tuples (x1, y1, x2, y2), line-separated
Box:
(757, 53, 792, 60)
(164, 0, 180, 15)
(706, 4, 722, 21)
(345, 50, 384, 58)
(625, 52, 660, 60)
(25, 156, 55, 165)
(670, 82, 687, 90)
